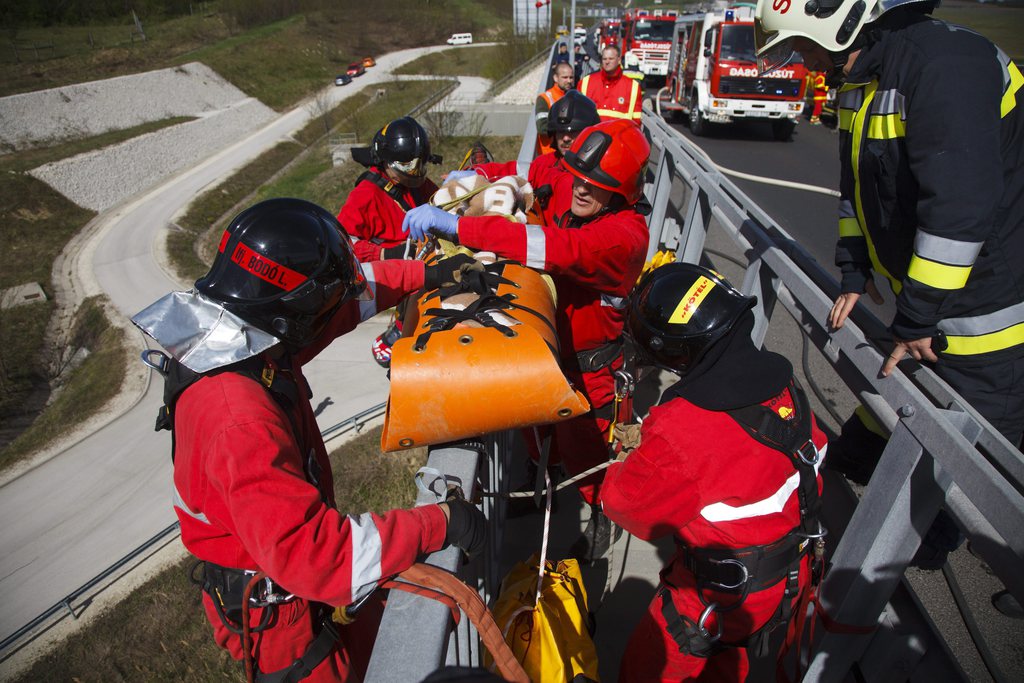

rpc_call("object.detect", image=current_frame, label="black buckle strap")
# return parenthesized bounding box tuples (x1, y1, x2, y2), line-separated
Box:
(575, 337, 624, 373)
(680, 532, 810, 597)
(256, 613, 340, 683)
(659, 587, 722, 659)
(196, 561, 296, 635)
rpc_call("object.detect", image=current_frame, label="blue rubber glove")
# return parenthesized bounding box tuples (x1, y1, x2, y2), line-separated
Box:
(444, 169, 478, 182)
(403, 205, 459, 242)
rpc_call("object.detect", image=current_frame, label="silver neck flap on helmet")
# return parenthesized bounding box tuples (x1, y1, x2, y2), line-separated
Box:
(131, 290, 280, 374)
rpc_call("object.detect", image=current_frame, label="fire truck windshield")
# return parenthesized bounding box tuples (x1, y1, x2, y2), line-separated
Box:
(719, 24, 757, 62)
(634, 20, 674, 41)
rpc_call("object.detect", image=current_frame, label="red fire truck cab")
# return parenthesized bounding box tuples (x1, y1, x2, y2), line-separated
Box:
(660, 5, 808, 140)
(620, 8, 678, 83)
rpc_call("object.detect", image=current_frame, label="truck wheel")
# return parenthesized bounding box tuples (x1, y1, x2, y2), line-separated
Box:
(688, 94, 707, 137)
(772, 119, 795, 142)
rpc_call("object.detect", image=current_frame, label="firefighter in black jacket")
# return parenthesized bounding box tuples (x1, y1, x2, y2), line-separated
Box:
(754, 0, 1024, 612)
(755, 0, 1024, 445)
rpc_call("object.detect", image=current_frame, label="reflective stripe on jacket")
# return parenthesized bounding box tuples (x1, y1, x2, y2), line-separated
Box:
(835, 12, 1024, 357)
(580, 69, 643, 122)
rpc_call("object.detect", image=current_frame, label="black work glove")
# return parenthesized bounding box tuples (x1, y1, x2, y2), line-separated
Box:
(443, 497, 487, 559)
(381, 243, 410, 260)
(423, 253, 483, 290)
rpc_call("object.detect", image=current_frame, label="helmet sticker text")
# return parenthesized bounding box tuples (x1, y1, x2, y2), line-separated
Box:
(668, 276, 716, 324)
(226, 241, 304, 292)
(772, 0, 791, 13)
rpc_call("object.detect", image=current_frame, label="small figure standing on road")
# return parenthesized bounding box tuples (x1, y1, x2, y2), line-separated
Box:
(810, 71, 828, 124)
(536, 62, 576, 155)
(132, 198, 485, 683)
(403, 120, 652, 563)
(339, 116, 441, 367)
(603, 263, 829, 682)
(578, 45, 643, 124)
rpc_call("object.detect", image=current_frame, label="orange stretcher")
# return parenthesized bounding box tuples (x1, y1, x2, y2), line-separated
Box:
(381, 258, 590, 452)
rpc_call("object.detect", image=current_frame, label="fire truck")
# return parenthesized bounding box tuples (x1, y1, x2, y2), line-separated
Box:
(620, 8, 678, 82)
(598, 19, 621, 51)
(659, 4, 808, 140)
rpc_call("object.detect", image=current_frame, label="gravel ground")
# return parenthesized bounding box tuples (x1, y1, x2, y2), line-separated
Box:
(29, 97, 276, 211)
(492, 61, 548, 105)
(0, 62, 255, 152)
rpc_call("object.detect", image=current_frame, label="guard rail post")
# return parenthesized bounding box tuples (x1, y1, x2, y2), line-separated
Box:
(363, 444, 485, 680)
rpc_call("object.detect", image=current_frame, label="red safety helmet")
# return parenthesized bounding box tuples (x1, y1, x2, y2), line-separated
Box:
(563, 119, 650, 206)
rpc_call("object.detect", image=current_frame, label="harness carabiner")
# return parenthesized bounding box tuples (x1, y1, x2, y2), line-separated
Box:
(141, 349, 171, 376)
(696, 602, 723, 643)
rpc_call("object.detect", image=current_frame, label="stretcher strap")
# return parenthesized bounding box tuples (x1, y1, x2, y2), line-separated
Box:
(390, 564, 530, 683)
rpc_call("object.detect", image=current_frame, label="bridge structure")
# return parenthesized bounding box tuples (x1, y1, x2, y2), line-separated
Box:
(363, 41, 1024, 683)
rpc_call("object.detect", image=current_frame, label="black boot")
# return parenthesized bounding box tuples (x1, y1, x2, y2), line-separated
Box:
(569, 505, 622, 564)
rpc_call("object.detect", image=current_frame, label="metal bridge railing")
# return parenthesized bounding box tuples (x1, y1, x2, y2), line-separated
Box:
(367, 48, 1022, 681)
(642, 105, 1023, 681)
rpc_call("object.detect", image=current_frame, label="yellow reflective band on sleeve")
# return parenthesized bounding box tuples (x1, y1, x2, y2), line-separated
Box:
(1003, 62, 1023, 118)
(839, 217, 862, 237)
(944, 322, 1024, 356)
(838, 108, 855, 131)
(629, 81, 641, 118)
(668, 276, 716, 324)
(867, 113, 906, 139)
(907, 255, 972, 290)
(597, 108, 634, 120)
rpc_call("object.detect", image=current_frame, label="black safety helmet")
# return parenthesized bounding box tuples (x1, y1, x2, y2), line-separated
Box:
(547, 91, 600, 137)
(196, 198, 369, 351)
(627, 263, 756, 374)
(368, 116, 441, 179)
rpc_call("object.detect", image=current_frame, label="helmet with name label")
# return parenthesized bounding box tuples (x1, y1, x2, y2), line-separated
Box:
(627, 263, 755, 374)
(196, 198, 369, 351)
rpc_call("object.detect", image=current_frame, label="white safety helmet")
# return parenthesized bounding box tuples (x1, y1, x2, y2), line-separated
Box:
(754, 0, 933, 74)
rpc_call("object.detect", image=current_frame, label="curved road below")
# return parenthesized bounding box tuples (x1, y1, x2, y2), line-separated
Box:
(0, 43, 487, 653)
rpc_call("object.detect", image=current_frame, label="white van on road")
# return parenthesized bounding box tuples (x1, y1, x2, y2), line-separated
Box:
(447, 33, 473, 45)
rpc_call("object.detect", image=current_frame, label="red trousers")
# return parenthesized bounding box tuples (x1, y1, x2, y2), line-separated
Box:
(203, 592, 385, 682)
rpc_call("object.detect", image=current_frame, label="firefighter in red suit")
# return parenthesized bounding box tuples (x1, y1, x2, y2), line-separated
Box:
(339, 117, 441, 367)
(404, 119, 651, 563)
(458, 91, 600, 227)
(602, 263, 828, 682)
(578, 45, 643, 123)
(132, 198, 485, 683)
(339, 117, 439, 263)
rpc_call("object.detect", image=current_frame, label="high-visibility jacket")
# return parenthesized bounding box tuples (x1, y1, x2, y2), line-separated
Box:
(579, 67, 643, 123)
(835, 11, 1024, 359)
(535, 84, 568, 134)
(473, 151, 572, 226)
(602, 384, 827, 682)
(337, 166, 438, 263)
(173, 259, 447, 680)
(813, 73, 828, 102)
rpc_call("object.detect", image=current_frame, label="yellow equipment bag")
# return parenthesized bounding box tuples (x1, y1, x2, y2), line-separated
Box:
(486, 554, 600, 682)
(381, 258, 590, 452)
